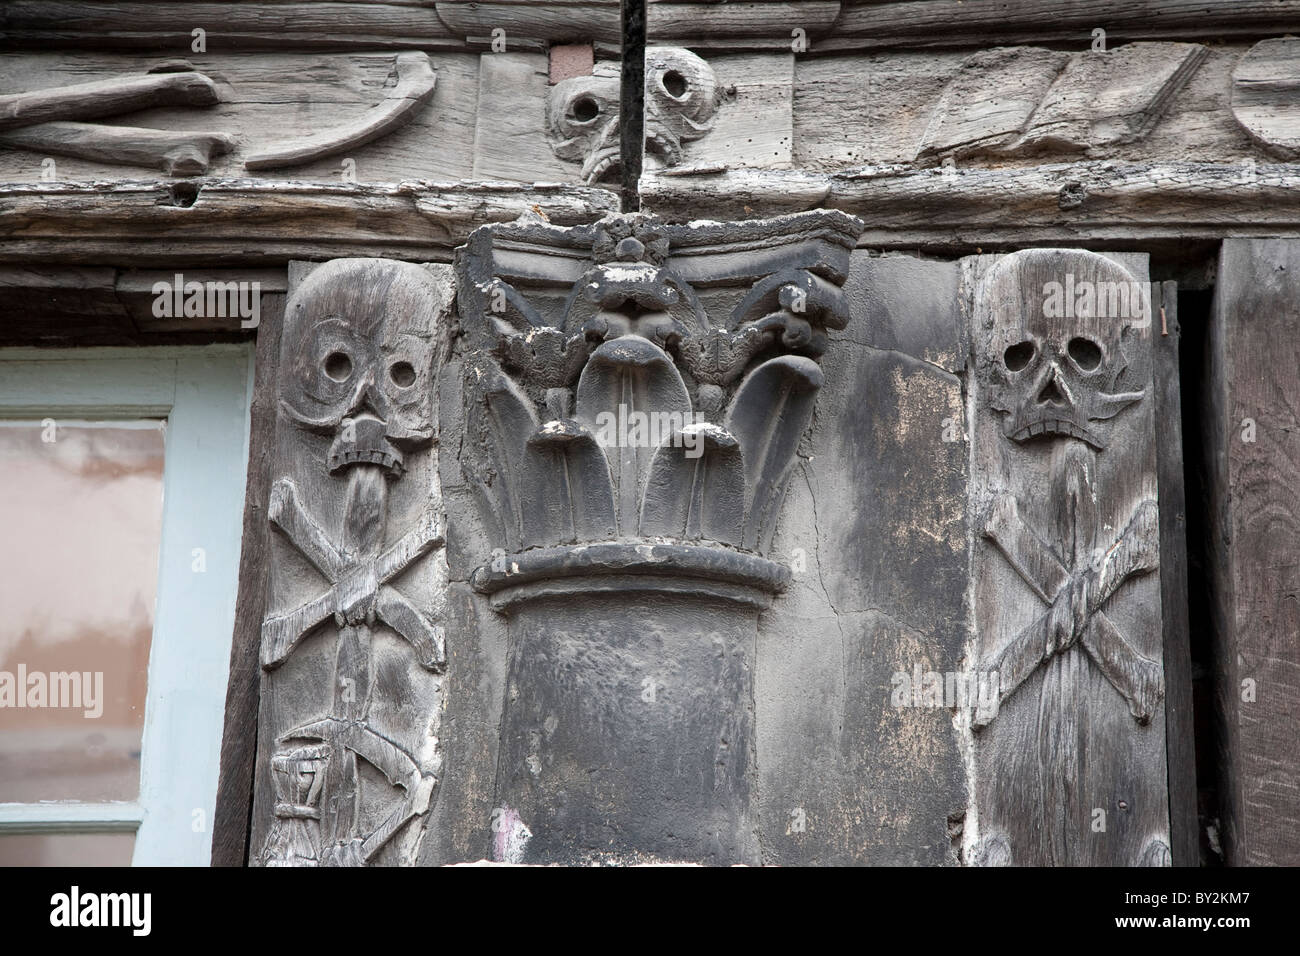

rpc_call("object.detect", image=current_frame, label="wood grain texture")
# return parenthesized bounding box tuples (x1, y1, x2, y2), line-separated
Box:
(244, 52, 437, 170)
(471, 52, 574, 182)
(1152, 281, 1199, 866)
(1232, 37, 1300, 160)
(1206, 239, 1300, 866)
(436, 1, 621, 43)
(0, 52, 485, 183)
(641, 162, 1300, 248)
(827, 0, 1300, 49)
(211, 268, 287, 866)
(0, 3, 460, 50)
(0, 70, 220, 130)
(0, 180, 620, 266)
(965, 249, 1169, 866)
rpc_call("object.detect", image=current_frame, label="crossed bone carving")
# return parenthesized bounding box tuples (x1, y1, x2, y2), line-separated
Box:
(975, 493, 1163, 729)
(260, 477, 446, 672)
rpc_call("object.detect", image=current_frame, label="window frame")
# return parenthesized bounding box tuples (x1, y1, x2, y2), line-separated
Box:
(0, 345, 253, 865)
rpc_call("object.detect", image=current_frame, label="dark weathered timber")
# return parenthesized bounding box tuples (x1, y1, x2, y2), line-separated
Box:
(827, 0, 1300, 49)
(641, 164, 1300, 249)
(210, 268, 287, 867)
(0, 3, 460, 51)
(967, 249, 1169, 866)
(1205, 239, 1300, 866)
(0, 181, 620, 268)
(1152, 281, 1199, 866)
(248, 258, 455, 867)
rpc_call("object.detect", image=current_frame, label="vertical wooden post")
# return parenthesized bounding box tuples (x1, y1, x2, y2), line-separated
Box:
(1206, 239, 1300, 866)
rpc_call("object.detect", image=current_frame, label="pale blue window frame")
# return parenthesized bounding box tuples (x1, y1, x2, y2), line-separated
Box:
(0, 345, 253, 865)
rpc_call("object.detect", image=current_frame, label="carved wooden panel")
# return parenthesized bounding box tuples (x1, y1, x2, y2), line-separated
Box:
(965, 249, 1169, 865)
(248, 258, 454, 866)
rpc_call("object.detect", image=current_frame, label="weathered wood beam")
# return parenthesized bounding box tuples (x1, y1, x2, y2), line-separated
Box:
(642, 163, 1300, 247)
(1205, 238, 1300, 866)
(825, 0, 1300, 51)
(0, 180, 621, 266)
(0, 3, 461, 51)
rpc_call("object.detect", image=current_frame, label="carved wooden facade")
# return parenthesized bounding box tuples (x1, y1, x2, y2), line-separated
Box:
(2, 0, 1299, 870)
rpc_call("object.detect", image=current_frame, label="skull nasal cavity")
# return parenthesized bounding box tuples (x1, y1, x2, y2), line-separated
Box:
(1037, 375, 1068, 406)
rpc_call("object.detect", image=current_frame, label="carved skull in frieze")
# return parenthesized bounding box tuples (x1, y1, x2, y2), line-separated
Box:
(546, 48, 720, 183)
(547, 62, 622, 184)
(980, 249, 1149, 450)
(279, 259, 447, 477)
(643, 47, 719, 168)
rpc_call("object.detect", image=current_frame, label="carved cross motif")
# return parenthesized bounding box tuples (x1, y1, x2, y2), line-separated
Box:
(260, 477, 445, 672)
(977, 491, 1163, 728)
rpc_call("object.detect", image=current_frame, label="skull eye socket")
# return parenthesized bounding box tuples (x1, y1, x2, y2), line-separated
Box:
(661, 70, 688, 99)
(1003, 340, 1036, 372)
(324, 350, 353, 382)
(389, 361, 416, 388)
(1068, 337, 1103, 371)
(571, 96, 600, 124)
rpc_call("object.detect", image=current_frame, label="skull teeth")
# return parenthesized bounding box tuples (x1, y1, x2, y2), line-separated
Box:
(1010, 419, 1100, 448)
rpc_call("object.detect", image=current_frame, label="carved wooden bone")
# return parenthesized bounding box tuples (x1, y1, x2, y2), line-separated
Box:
(977, 491, 1163, 727)
(260, 477, 445, 671)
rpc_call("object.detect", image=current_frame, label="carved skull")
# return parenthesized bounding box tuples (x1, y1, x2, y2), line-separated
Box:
(644, 47, 719, 168)
(280, 259, 446, 477)
(547, 62, 622, 183)
(981, 249, 1148, 450)
(546, 48, 720, 183)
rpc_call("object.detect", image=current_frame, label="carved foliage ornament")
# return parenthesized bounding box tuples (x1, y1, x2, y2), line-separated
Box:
(457, 210, 863, 587)
(257, 258, 451, 867)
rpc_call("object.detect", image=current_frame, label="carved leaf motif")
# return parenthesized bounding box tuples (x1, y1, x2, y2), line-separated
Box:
(520, 420, 617, 547)
(725, 356, 824, 552)
(575, 336, 693, 531)
(640, 424, 745, 545)
(465, 361, 540, 553)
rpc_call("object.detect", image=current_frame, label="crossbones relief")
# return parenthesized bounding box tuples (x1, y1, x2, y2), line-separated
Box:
(261, 477, 445, 671)
(975, 491, 1163, 728)
(259, 259, 449, 867)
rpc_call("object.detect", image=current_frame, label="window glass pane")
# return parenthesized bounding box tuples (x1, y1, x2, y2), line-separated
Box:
(0, 421, 165, 802)
(0, 832, 135, 866)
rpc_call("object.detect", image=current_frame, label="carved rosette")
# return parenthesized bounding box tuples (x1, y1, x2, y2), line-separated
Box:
(457, 210, 864, 863)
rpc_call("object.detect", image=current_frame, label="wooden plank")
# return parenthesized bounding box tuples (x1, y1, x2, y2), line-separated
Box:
(471, 52, 572, 182)
(1152, 280, 1199, 866)
(827, 0, 1300, 49)
(0, 52, 483, 183)
(641, 162, 1300, 248)
(0, 180, 620, 267)
(647, 2, 841, 40)
(965, 248, 1169, 865)
(436, 2, 622, 43)
(1205, 238, 1300, 866)
(0, 3, 460, 51)
(210, 266, 289, 867)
